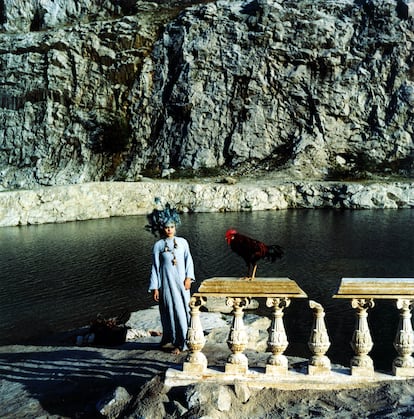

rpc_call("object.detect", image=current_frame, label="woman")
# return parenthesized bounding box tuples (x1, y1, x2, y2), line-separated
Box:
(148, 210, 195, 355)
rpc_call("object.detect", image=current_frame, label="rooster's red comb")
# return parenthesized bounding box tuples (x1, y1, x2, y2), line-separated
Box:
(225, 229, 238, 238)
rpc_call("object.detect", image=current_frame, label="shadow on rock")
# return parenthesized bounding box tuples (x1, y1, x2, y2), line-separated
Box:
(0, 345, 175, 417)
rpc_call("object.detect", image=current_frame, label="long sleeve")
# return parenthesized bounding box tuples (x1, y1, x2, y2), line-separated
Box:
(183, 239, 195, 281)
(148, 241, 161, 291)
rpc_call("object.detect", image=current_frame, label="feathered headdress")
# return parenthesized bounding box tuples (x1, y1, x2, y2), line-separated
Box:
(146, 198, 181, 236)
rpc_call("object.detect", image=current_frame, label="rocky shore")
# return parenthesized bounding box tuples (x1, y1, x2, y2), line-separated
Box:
(1, 177, 413, 227)
(2, 306, 414, 418)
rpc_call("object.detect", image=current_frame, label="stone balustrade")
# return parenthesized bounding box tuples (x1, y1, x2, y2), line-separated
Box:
(165, 277, 414, 389)
(334, 277, 414, 377)
(184, 277, 308, 376)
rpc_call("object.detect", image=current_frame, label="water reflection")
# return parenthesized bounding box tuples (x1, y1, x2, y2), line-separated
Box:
(0, 209, 413, 369)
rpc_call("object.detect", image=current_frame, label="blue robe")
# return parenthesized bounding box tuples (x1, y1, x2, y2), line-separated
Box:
(149, 236, 195, 350)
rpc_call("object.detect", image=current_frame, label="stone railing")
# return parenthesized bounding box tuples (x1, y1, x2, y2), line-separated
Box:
(334, 277, 414, 377)
(184, 277, 308, 376)
(165, 277, 414, 389)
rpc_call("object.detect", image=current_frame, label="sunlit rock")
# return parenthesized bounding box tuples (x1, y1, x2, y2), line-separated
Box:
(0, 0, 413, 190)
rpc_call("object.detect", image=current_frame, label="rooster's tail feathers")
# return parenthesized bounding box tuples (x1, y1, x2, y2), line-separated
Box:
(267, 245, 284, 262)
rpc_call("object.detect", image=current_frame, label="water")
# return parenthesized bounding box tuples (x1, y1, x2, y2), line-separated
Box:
(0, 209, 413, 369)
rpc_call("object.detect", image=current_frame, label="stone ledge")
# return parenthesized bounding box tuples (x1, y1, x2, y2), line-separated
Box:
(334, 277, 414, 299)
(195, 277, 308, 298)
(165, 365, 411, 390)
(1, 180, 413, 227)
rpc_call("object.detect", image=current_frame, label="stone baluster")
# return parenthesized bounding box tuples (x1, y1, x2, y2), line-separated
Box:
(225, 296, 250, 374)
(308, 300, 331, 375)
(350, 298, 375, 376)
(183, 295, 207, 373)
(265, 297, 290, 375)
(393, 298, 414, 377)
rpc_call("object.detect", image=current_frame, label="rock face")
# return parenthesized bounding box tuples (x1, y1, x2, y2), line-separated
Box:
(0, 0, 413, 191)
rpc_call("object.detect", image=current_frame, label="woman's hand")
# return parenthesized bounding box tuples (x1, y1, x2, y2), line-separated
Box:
(152, 289, 159, 302)
(184, 277, 193, 290)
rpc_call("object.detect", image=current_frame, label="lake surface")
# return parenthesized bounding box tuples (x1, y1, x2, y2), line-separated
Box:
(1, 209, 413, 369)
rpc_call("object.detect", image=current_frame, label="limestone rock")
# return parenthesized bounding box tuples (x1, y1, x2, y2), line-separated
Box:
(234, 382, 252, 403)
(186, 383, 234, 413)
(204, 296, 259, 313)
(127, 375, 169, 418)
(0, 180, 412, 227)
(0, 0, 413, 191)
(96, 386, 131, 419)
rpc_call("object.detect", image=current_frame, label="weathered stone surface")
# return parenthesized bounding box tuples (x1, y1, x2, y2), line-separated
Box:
(0, 1, 186, 190)
(0, 0, 413, 191)
(96, 386, 131, 419)
(196, 277, 308, 297)
(0, 179, 412, 227)
(0, 0, 117, 33)
(334, 277, 414, 299)
(186, 382, 234, 412)
(234, 382, 252, 403)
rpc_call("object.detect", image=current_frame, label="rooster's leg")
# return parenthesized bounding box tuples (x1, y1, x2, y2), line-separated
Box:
(241, 265, 251, 280)
(251, 264, 257, 280)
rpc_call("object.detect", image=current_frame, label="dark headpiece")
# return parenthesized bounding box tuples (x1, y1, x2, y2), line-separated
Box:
(146, 198, 181, 236)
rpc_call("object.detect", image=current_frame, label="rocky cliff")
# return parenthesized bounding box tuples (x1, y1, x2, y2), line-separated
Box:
(0, 0, 413, 191)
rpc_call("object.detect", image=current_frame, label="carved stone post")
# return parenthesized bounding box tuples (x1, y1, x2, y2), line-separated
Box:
(265, 297, 290, 375)
(350, 298, 375, 376)
(225, 297, 250, 374)
(308, 300, 331, 375)
(393, 298, 414, 377)
(183, 295, 208, 373)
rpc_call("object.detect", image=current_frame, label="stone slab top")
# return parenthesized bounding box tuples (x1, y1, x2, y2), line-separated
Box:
(194, 277, 307, 298)
(333, 277, 414, 299)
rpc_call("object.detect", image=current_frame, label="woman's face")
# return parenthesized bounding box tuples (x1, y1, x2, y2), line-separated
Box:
(164, 225, 176, 238)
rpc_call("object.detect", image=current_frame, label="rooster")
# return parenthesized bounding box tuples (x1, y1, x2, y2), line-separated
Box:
(225, 229, 284, 280)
